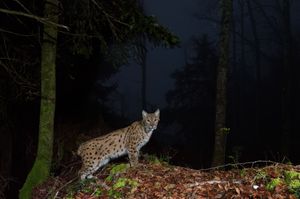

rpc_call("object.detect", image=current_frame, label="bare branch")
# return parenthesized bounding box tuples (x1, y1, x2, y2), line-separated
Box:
(0, 7, 69, 30)
(13, 0, 31, 14)
(89, 0, 119, 39)
(0, 39, 38, 92)
(89, 0, 130, 27)
(0, 27, 37, 37)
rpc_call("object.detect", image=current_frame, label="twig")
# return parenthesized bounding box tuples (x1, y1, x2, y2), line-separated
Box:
(13, 0, 31, 14)
(0, 37, 38, 92)
(0, 8, 69, 30)
(53, 176, 79, 199)
(0, 175, 12, 199)
(187, 179, 242, 188)
(89, 0, 130, 27)
(199, 160, 280, 171)
(89, 0, 118, 39)
(0, 27, 37, 37)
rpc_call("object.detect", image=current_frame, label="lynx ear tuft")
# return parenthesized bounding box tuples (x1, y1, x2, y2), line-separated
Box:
(154, 109, 160, 117)
(142, 110, 147, 118)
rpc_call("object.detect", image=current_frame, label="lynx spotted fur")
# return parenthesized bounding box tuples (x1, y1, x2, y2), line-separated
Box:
(77, 109, 160, 179)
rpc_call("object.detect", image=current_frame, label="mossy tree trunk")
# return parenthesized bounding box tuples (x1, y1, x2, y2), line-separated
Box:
(19, 0, 58, 198)
(211, 0, 232, 167)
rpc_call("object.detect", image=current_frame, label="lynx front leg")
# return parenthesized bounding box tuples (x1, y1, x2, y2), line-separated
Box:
(128, 149, 139, 167)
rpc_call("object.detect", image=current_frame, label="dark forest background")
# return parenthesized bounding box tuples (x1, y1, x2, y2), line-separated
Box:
(0, 0, 300, 198)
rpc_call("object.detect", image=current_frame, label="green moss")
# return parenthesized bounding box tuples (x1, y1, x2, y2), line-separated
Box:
(108, 177, 138, 198)
(254, 170, 268, 183)
(266, 178, 282, 191)
(289, 179, 300, 190)
(284, 170, 300, 197)
(144, 154, 170, 165)
(108, 189, 122, 199)
(106, 163, 129, 182)
(110, 163, 129, 175)
(113, 178, 138, 189)
(104, 164, 138, 198)
(94, 188, 102, 197)
(19, 159, 50, 199)
(285, 171, 300, 183)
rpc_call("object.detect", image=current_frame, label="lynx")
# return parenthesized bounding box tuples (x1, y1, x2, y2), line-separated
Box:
(77, 109, 160, 179)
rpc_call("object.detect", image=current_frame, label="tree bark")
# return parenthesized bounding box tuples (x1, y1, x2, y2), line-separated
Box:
(138, 0, 147, 110)
(246, 0, 261, 137)
(212, 0, 232, 167)
(280, 0, 292, 157)
(19, 0, 58, 198)
(141, 35, 147, 110)
(0, 78, 12, 196)
(238, 0, 245, 137)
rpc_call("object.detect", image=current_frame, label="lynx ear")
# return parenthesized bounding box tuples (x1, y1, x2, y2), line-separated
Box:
(154, 109, 160, 117)
(142, 110, 148, 118)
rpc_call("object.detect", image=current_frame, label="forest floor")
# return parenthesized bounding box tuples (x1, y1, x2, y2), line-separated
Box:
(33, 157, 300, 199)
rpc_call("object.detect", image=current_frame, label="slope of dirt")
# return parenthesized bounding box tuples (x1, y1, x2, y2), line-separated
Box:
(33, 160, 300, 199)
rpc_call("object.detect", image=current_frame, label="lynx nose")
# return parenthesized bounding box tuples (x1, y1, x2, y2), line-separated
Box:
(151, 125, 156, 130)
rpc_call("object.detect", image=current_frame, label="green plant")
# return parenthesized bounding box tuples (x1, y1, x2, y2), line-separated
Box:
(82, 186, 93, 194)
(110, 163, 129, 174)
(220, 127, 230, 135)
(285, 171, 300, 183)
(104, 163, 138, 198)
(65, 192, 75, 199)
(289, 180, 300, 195)
(284, 170, 300, 197)
(145, 154, 160, 164)
(106, 177, 138, 198)
(66, 186, 79, 199)
(240, 168, 247, 177)
(159, 154, 171, 164)
(144, 153, 170, 165)
(106, 163, 129, 182)
(108, 189, 122, 199)
(266, 178, 282, 191)
(93, 188, 102, 197)
(113, 177, 138, 189)
(254, 170, 268, 183)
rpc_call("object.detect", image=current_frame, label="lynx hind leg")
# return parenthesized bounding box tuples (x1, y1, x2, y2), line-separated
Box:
(79, 158, 109, 180)
(78, 162, 94, 180)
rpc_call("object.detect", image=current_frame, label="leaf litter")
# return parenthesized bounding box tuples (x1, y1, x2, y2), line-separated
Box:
(32, 160, 300, 199)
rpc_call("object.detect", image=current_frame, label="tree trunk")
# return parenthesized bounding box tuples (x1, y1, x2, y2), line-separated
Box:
(141, 36, 147, 110)
(246, 0, 261, 137)
(19, 0, 58, 198)
(138, 0, 147, 110)
(0, 78, 12, 197)
(212, 0, 232, 167)
(136, 34, 147, 111)
(280, 0, 292, 157)
(238, 0, 245, 137)
(231, 2, 239, 145)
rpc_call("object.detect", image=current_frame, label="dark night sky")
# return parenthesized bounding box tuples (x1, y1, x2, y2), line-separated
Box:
(107, 0, 300, 119)
(109, 0, 219, 118)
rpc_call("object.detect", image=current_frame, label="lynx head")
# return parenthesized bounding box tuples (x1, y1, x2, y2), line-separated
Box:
(142, 109, 160, 132)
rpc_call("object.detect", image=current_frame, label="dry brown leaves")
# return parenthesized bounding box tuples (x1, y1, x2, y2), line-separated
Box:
(33, 161, 300, 199)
